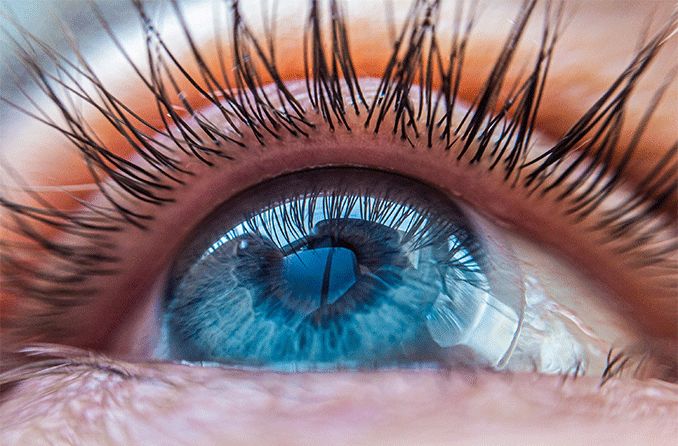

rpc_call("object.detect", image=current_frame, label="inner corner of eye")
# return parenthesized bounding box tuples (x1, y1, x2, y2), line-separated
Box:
(106, 166, 633, 378)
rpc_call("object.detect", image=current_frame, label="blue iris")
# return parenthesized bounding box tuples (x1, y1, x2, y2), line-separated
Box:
(162, 169, 492, 370)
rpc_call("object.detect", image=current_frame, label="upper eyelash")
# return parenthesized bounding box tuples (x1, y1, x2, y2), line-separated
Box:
(0, 0, 675, 340)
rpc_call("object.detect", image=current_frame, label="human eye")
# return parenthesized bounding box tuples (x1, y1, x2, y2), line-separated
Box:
(1, 0, 676, 444)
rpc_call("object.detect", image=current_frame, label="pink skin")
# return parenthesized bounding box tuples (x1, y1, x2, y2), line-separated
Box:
(1, 363, 677, 445)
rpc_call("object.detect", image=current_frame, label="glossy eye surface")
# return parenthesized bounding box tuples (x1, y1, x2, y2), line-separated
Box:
(159, 168, 522, 370)
(151, 166, 628, 376)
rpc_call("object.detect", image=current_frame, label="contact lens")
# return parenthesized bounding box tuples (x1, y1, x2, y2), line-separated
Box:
(160, 168, 522, 370)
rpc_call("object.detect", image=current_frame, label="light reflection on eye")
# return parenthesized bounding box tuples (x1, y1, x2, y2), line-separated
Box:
(0, 1, 677, 442)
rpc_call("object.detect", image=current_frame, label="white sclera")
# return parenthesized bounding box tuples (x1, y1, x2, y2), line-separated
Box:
(435, 203, 640, 376)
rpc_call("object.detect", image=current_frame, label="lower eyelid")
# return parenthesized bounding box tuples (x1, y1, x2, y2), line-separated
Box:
(2, 363, 677, 444)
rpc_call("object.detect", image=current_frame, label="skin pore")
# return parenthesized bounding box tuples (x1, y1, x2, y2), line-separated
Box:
(1, 0, 677, 444)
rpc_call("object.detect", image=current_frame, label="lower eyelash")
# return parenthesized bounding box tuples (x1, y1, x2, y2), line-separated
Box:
(0, 0, 675, 342)
(0, 342, 661, 391)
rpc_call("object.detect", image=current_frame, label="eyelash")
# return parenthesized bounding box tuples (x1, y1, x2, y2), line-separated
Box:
(0, 342, 654, 390)
(0, 0, 675, 369)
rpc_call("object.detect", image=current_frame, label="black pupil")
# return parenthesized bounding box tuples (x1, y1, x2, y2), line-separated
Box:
(244, 219, 410, 323)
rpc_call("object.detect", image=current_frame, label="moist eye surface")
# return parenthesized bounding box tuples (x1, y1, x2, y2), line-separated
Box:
(158, 168, 522, 371)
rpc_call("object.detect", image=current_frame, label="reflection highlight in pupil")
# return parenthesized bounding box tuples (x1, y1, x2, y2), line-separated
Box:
(159, 168, 523, 370)
(282, 245, 358, 312)
(279, 218, 408, 318)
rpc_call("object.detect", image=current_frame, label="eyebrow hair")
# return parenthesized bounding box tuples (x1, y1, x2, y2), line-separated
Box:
(0, 0, 675, 346)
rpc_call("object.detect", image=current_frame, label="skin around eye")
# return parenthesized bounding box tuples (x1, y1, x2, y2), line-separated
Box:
(0, 1, 676, 444)
(2, 362, 678, 445)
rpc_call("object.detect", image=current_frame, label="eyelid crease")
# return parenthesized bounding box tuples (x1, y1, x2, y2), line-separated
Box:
(0, 1, 676, 360)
